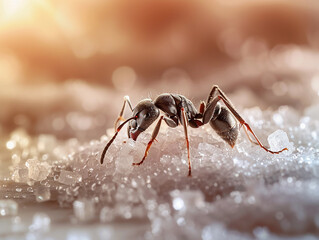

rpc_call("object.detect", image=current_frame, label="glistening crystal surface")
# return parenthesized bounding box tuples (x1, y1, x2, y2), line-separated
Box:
(1, 104, 319, 239)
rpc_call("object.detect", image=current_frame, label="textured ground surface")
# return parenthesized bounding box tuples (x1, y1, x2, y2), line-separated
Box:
(1, 100, 319, 239)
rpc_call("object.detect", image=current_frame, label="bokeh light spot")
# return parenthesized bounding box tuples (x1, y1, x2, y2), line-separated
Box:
(112, 66, 136, 92)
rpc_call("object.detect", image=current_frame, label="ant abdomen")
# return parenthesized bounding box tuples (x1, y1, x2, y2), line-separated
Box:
(209, 107, 239, 148)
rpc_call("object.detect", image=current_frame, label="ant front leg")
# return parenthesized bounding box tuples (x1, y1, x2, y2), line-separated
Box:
(133, 116, 164, 166)
(114, 96, 133, 131)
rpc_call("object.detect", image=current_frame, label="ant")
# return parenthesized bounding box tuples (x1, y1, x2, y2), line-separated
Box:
(100, 85, 288, 177)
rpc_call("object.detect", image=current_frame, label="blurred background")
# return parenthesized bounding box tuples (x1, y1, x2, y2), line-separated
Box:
(1, 0, 319, 140)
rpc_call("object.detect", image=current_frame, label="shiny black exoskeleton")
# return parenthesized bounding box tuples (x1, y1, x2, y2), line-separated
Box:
(100, 85, 287, 177)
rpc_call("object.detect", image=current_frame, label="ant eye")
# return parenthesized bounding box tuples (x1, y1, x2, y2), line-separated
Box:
(145, 113, 150, 118)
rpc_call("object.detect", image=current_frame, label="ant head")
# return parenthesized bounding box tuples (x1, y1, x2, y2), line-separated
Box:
(128, 99, 160, 140)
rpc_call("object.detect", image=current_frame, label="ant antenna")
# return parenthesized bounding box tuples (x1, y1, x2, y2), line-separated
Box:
(100, 116, 136, 164)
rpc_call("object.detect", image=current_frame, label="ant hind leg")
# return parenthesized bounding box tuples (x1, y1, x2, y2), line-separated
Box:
(205, 86, 287, 154)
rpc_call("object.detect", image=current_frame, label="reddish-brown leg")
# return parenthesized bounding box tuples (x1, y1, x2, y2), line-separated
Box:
(132, 116, 164, 166)
(199, 101, 206, 115)
(207, 85, 287, 154)
(242, 122, 287, 154)
(243, 125, 258, 145)
(216, 93, 288, 154)
(181, 107, 192, 177)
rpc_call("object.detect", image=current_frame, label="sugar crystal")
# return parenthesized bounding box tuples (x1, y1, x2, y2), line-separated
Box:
(268, 130, 295, 155)
(12, 168, 28, 183)
(57, 170, 82, 185)
(26, 158, 51, 181)
(35, 186, 51, 202)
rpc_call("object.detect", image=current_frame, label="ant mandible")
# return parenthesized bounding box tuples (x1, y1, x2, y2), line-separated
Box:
(100, 85, 288, 177)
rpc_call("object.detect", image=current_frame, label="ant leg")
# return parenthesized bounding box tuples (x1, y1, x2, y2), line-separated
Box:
(181, 108, 192, 177)
(202, 97, 221, 124)
(199, 101, 206, 115)
(190, 101, 206, 128)
(207, 85, 236, 108)
(114, 96, 133, 131)
(209, 86, 287, 154)
(240, 121, 287, 154)
(187, 102, 206, 128)
(206, 85, 221, 106)
(209, 86, 248, 124)
(133, 116, 164, 166)
(243, 126, 259, 145)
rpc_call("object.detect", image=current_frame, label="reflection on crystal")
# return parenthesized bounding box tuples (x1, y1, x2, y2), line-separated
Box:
(202, 224, 250, 240)
(29, 213, 51, 232)
(11, 216, 26, 233)
(67, 230, 91, 240)
(6, 140, 16, 150)
(172, 196, 185, 211)
(73, 199, 95, 222)
(35, 186, 51, 202)
(0, 200, 18, 216)
(100, 206, 115, 222)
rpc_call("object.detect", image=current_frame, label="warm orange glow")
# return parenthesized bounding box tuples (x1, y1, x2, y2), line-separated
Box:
(0, 0, 318, 86)
(2, 0, 27, 17)
(1, 0, 32, 20)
